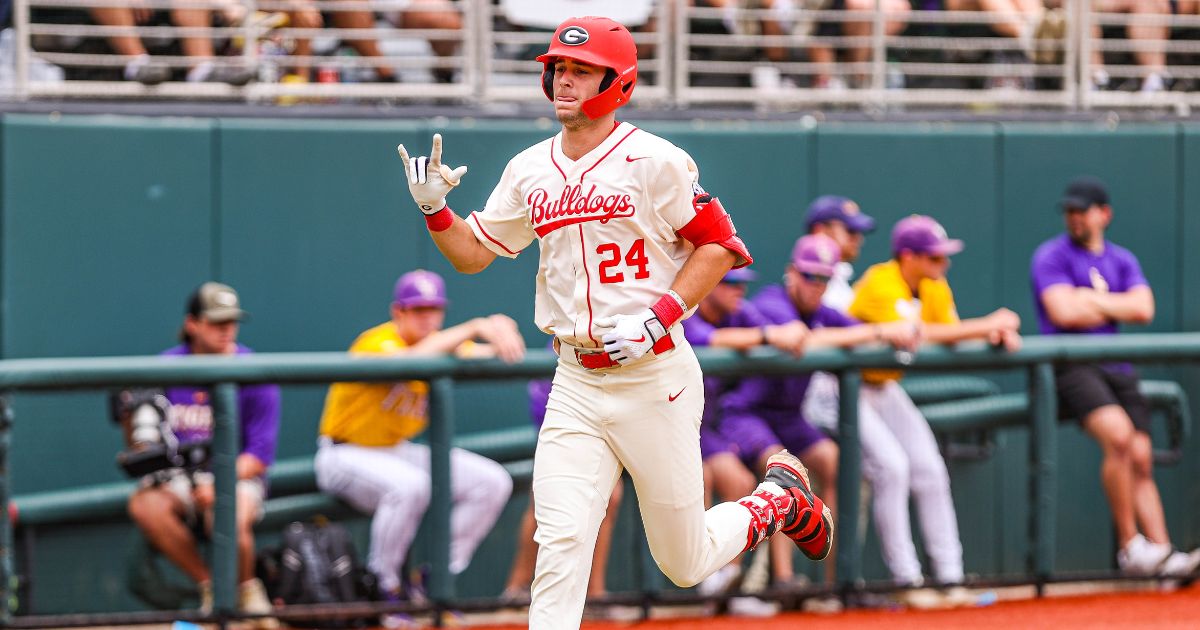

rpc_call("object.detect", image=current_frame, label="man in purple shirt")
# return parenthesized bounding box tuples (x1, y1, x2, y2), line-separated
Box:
(1031, 176, 1199, 577)
(724, 235, 919, 591)
(127, 282, 281, 621)
(681, 267, 806, 614)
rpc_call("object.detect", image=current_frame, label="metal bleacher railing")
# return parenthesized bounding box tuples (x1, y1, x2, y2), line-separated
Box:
(0, 333, 1196, 625)
(6, 0, 1200, 112)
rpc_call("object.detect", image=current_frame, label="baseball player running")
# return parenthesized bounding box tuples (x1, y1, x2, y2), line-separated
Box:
(396, 16, 833, 629)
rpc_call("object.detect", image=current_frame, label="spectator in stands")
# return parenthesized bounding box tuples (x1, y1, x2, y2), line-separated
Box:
(329, 0, 463, 83)
(847, 216, 1019, 607)
(501, 357, 625, 619)
(1030, 177, 1200, 577)
(942, 0, 1045, 48)
(1087, 0, 1173, 92)
(217, 0, 325, 82)
(684, 268, 803, 617)
(810, 0, 911, 89)
(124, 282, 280, 622)
(314, 270, 518, 613)
(89, 4, 256, 85)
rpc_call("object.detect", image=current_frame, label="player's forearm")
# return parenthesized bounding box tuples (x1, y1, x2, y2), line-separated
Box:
(410, 318, 487, 356)
(805, 325, 877, 349)
(236, 453, 266, 480)
(670, 244, 737, 308)
(428, 214, 496, 274)
(922, 319, 994, 344)
(1091, 288, 1154, 324)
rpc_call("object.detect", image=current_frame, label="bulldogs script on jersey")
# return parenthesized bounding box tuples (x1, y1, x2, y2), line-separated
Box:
(467, 123, 715, 347)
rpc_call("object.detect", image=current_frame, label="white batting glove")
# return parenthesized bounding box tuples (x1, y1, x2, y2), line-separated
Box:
(396, 133, 468, 214)
(596, 309, 668, 365)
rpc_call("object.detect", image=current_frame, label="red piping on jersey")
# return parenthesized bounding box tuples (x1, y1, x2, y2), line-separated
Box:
(579, 126, 638, 184)
(549, 137, 567, 181)
(578, 224, 599, 347)
(470, 213, 519, 256)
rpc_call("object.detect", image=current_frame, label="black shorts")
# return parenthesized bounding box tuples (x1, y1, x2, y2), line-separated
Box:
(1055, 363, 1151, 433)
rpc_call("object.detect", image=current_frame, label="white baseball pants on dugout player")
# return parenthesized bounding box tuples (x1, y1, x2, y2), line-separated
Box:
(805, 374, 964, 585)
(314, 438, 513, 593)
(530, 334, 752, 630)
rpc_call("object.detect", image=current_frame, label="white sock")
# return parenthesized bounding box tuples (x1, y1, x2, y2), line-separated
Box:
(187, 61, 214, 83)
(124, 54, 151, 81)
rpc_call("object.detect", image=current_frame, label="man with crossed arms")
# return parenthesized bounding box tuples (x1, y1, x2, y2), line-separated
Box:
(395, 16, 833, 630)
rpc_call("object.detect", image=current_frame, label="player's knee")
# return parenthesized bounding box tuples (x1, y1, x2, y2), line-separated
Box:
(384, 480, 432, 512)
(909, 457, 950, 493)
(127, 489, 171, 524)
(661, 564, 707, 589)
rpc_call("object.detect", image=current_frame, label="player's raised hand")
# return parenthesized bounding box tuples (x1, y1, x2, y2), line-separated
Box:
(397, 133, 469, 215)
(596, 309, 668, 365)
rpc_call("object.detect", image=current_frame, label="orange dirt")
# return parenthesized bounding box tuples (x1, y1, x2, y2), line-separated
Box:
(469, 584, 1200, 630)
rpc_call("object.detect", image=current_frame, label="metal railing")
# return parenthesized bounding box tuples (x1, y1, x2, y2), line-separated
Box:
(0, 333, 1197, 624)
(5, 0, 1200, 112)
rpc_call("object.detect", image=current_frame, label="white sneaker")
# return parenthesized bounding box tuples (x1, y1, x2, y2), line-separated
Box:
(1117, 534, 1172, 576)
(698, 563, 742, 597)
(1161, 548, 1200, 577)
(238, 578, 279, 629)
(728, 596, 780, 617)
(198, 580, 213, 614)
(800, 594, 843, 614)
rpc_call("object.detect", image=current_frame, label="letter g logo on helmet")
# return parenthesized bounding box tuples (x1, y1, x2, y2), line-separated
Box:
(559, 26, 589, 45)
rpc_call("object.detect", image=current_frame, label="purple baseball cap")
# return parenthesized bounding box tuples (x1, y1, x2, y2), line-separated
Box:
(891, 215, 964, 257)
(721, 268, 757, 284)
(393, 269, 447, 308)
(791, 234, 841, 277)
(804, 195, 876, 233)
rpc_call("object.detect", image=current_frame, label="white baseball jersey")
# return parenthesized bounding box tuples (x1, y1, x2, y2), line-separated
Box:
(467, 122, 722, 348)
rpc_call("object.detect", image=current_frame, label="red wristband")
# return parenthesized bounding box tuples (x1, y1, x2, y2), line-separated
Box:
(424, 206, 454, 232)
(651, 293, 685, 329)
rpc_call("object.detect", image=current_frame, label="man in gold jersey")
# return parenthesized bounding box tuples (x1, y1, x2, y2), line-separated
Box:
(847, 215, 1019, 607)
(315, 269, 523, 605)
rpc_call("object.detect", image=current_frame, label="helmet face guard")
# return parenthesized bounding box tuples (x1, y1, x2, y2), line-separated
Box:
(536, 17, 638, 119)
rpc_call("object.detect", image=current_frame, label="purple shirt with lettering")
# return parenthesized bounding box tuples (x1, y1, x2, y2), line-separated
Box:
(160, 344, 281, 468)
(1030, 234, 1149, 336)
(724, 284, 858, 413)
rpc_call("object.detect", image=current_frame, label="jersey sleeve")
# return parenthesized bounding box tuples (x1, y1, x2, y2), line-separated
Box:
(922, 280, 960, 324)
(1119, 248, 1149, 291)
(848, 272, 903, 324)
(1031, 243, 1076, 295)
(467, 159, 536, 258)
(239, 383, 280, 468)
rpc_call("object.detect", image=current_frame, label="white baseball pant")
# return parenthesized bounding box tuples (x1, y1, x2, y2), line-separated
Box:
(314, 438, 513, 593)
(530, 333, 752, 630)
(804, 374, 964, 585)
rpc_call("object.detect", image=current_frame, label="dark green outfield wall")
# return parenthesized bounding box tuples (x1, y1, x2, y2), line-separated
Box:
(3, 115, 1198, 612)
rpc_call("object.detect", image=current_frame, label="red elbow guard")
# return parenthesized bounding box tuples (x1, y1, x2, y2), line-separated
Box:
(677, 195, 753, 268)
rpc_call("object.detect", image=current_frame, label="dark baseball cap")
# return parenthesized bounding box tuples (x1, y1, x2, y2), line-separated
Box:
(891, 215, 963, 257)
(393, 269, 447, 309)
(791, 234, 841, 277)
(721, 268, 757, 284)
(804, 195, 876, 234)
(1060, 176, 1109, 210)
(186, 282, 246, 323)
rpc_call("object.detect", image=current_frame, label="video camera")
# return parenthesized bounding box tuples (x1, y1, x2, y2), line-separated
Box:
(109, 388, 211, 479)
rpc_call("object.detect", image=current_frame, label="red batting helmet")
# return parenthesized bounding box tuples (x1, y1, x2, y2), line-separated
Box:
(536, 16, 638, 119)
